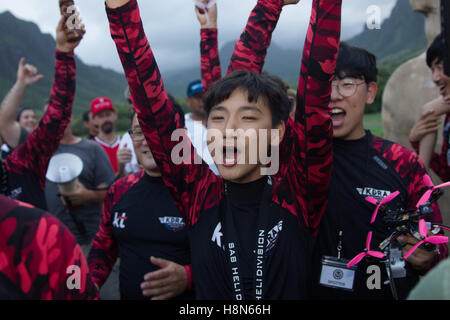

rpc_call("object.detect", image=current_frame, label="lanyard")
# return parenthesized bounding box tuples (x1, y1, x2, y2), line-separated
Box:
(223, 177, 273, 300)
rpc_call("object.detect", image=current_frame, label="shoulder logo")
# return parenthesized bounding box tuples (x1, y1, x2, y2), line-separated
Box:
(9, 187, 23, 200)
(372, 156, 388, 170)
(113, 212, 127, 229)
(266, 220, 283, 253)
(158, 216, 185, 231)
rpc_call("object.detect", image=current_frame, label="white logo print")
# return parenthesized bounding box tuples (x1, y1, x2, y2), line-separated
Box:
(266, 220, 283, 253)
(113, 212, 127, 229)
(158, 216, 185, 231)
(9, 187, 23, 200)
(356, 187, 391, 201)
(211, 222, 223, 249)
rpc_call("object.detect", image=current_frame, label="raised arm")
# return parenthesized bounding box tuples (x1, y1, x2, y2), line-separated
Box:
(196, 1, 222, 92)
(410, 112, 450, 182)
(105, 0, 221, 225)
(0, 59, 43, 148)
(4, 16, 83, 188)
(227, 0, 299, 74)
(274, 0, 342, 233)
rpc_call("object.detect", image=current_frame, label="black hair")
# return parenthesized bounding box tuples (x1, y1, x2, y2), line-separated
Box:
(335, 42, 378, 83)
(204, 70, 291, 126)
(16, 107, 33, 122)
(130, 94, 185, 127)
(82, 110, 91, 123)
(426, 33, 445, 68)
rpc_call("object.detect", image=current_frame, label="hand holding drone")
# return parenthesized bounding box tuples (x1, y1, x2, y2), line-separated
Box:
(353, 177, 449, 267)
(347, 177, 449, 299)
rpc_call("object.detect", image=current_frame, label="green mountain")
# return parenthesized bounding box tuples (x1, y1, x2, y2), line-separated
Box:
(163, 40, 301, 98)
(347, 0, 427, 68)
(165, 0, 426, 98)
(0, 0, 427, 113)
(0, 11, 127, 115)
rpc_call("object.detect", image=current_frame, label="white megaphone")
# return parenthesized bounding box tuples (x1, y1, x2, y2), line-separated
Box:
(46, 153, 83, 195)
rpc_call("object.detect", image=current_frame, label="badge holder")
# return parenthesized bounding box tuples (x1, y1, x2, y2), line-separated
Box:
(319, 231, 356, 291)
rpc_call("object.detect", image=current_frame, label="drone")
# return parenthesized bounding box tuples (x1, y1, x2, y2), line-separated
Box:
(347, 177, 450, 299)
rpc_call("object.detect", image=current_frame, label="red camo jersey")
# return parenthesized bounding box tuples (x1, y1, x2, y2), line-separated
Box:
(0, 195, 98, 300)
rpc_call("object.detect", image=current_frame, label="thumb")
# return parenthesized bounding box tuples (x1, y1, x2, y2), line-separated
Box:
(124, 143, 128, 148)
(150, 256, 170, 269)
(18, 57, 25, 69)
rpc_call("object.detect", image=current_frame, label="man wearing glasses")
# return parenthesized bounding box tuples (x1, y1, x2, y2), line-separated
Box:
(309, 43, 448, 300)
(88, 111, 194, 300)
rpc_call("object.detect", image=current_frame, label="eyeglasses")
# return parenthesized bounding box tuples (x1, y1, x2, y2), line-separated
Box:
(128, 129, 145, 142)
(332, 80, 366, 98)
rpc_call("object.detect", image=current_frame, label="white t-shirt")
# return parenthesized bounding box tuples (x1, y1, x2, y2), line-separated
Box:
(118, 132, 140, 175)
(184, 113, 219, 175)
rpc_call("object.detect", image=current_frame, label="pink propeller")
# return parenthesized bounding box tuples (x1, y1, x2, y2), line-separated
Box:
(366, 191, 401, 224)
(416, 176, 450, 209)
(403, 219, 448, 259)
(347, 232, 386, 268)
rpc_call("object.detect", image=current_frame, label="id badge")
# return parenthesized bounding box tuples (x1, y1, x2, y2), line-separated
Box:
(319, 256, 356, 291)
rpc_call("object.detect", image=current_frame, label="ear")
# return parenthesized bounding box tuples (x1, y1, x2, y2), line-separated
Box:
(270, 121, 286, 147)
(366, 82, 378, 105)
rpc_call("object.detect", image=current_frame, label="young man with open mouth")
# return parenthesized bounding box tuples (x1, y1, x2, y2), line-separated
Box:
(310, 43, 448, 300)
(104, 0, 341, 299)
(410, 33, 450, 182)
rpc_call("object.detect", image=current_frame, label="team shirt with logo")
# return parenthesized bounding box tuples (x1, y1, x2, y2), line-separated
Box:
(106, 0, 342, 299)
(311, 132, 448, 299)
(88, 171, 193, 300)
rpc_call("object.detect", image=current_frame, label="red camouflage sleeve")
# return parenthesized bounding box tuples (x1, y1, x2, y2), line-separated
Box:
(200, 28, 222, 93)
(373, 137, 448, 267)
(0, 198, 98, 300)
(4, 50, 75, 188)
(410, 114, 450, 183)
(105, 0, 222, 226)
(227, 0, 283, 75)
(273, 0, 342, 233)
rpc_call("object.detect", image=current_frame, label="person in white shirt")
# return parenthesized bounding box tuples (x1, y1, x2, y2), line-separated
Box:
(185, 80, 219, 175)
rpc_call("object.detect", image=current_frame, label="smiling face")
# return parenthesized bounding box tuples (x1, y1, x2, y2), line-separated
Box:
(131, 114, 160, 176)
(206, 89, 284, 183)
(431, 58, 450, 103)
(19, 109, 37, 133)
(331, 76, 378, 140)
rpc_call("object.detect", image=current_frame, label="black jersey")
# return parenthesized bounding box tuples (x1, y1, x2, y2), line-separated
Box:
(106, 0, 342, 300)
(88, 171, 194, 300)
(311, 132, 448, 300)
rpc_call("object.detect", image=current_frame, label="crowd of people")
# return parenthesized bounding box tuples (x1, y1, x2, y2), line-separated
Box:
(0, 0, 449, 300)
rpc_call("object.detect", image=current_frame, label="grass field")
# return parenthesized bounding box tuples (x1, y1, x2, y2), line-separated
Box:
(364, 112, 383, 138)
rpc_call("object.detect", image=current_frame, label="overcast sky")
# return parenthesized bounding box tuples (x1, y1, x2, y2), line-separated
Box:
(0, 0, 397, 74)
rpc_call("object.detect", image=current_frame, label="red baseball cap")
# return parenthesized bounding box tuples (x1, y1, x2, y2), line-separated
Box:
(90, 97, 115, 116)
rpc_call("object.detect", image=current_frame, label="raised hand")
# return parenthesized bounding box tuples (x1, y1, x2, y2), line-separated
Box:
(195, 0, 217, 29)
(283, 0, 301, 5)
(16, 58, 43, 87)
(56, 14, 85, 53)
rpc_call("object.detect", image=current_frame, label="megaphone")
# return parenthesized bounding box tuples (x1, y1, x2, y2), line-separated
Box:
(46, 153, 83, 195)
